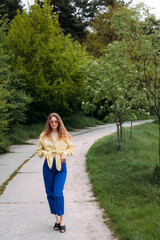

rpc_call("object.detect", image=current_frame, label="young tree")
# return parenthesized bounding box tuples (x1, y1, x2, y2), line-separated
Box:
(83, 39, 148, 150)
(111, 4, 160, 164)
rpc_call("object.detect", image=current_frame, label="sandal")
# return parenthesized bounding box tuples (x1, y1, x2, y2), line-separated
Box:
(54, 223, 60, 231)
(60, 225, 66, 233)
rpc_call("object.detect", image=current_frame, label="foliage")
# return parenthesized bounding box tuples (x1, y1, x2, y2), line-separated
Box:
(87, 122, 159, 240)
(85, 3, 123, 57)
(62, 113, 103, 130)
(0, 84, 9, 152)
(0, 17, 31, 152)
(83, 40, 149, 150)
(0, 18, 10, 152)
(0, 0, 23, 23)
(6, 115, 102, 145)
(111, 3, 160, 161)
(83, 3, 159, 153)
(51, 0, 88, 42)
(37, 0, 129, 43)
(111, 4, 160, 118)
(7, 1, 88, 122)
(6, 123, 45, 144)
(4, 70, 32, 126)
(37, 0, 96, 42)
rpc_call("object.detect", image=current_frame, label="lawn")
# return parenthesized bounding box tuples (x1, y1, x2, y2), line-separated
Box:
(87, 122, 160, 240)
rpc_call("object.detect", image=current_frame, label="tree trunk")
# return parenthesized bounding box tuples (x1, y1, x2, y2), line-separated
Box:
(130, 121, 133, 139)
(114, 103, 122, 151)
(120, 123, 123, 143)
(159, 117, 160, 167)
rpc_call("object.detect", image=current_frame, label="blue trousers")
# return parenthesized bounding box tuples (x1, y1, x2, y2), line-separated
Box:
(43, 159, 67, 216)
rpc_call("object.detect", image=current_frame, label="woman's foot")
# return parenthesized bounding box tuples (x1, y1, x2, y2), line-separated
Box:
(54, 223, 60, 231)
(60, 225, 66, 233)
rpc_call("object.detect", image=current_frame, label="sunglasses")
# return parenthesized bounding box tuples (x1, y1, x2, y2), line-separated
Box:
(49, 120, 59, 124)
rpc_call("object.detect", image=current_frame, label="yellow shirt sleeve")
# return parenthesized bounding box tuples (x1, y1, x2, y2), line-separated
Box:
(63, 140, 75, 156)
(37, 136, 48, 158)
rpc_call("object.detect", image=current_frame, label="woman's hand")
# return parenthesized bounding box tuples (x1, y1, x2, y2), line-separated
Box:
(61, 153, 66, 163)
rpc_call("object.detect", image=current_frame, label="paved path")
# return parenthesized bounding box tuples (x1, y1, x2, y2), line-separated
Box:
(0, 120, 154, 240)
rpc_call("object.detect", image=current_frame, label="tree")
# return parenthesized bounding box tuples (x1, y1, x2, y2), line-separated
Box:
(83, 39, 149, 150)
(7, 1, 88, 122)
(0, 0, 23, 23)
(0, 16, 31, 152)
(37, 0, 127, 43)
(111, 3, 160, 164)
(38, 0, 87, 42)
(85, 3, 124, 57)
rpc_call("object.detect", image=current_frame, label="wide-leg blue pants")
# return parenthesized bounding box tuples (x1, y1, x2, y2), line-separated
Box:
(43, 158, 67, 216)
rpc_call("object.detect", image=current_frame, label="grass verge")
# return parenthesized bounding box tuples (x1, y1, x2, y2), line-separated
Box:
(63, 115, 103, 130)
(6, 123, 45, 145)
(87, 122, 159, 240)
(5, 115, 103, 146)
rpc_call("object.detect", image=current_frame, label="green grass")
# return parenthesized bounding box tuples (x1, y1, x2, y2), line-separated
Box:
(87, 122, 160, 240)
(63, 115, 103, 130)
(6, 123, 45, 145)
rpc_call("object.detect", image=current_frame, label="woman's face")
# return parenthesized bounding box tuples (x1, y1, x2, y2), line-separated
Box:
(49, 116, 59, 130)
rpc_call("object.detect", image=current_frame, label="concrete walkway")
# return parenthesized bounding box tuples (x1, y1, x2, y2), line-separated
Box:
(0, 120, 154, 240)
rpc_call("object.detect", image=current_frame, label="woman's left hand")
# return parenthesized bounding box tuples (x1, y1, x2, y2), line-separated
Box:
(61, 153, 66, 163)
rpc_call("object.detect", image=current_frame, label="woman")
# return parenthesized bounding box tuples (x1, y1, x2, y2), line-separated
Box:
(37, 113, 75, 233)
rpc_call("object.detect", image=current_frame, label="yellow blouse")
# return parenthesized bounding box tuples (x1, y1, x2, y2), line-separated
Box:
(37, 132, 75, 171)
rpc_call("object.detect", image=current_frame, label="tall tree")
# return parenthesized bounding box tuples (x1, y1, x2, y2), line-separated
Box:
(0, 0, 23, 23)
(37, 0, 127, 43)
(38, 0, 86, 42)
(85, 2, 124, 57)
(7, 1, 88, 122)
(83, 40, 143, 150)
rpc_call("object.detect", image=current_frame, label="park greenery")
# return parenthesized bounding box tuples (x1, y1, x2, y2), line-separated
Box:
(0, 0, 159, 165)
(0, 0, 23, 23)
(37, 0, 128, 43)
(83, 4, 160, 164)
(85, 2, 122, 57)
(87, 122, 159, 240)
(0, 0, 90, 151)
(0, 1, 160, 238)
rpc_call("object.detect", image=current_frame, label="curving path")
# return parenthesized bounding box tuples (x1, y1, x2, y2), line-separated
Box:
(0, 120, 154, 240)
